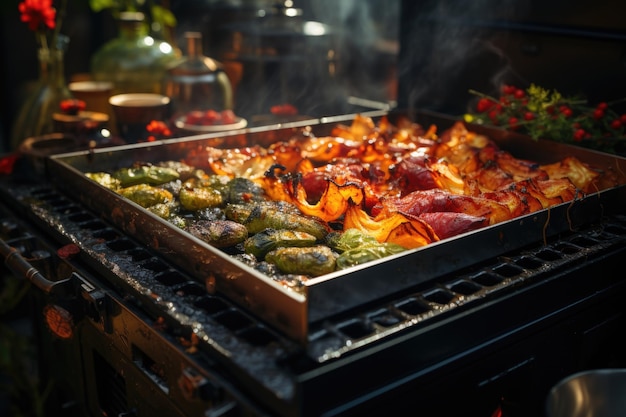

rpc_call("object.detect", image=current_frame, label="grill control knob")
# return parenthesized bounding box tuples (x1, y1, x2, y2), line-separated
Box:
(43, 304, 75, 339)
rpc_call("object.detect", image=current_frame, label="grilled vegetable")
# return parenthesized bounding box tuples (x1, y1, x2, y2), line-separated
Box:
(186, 219, 248, 248)
(146, 202, 173, 219)
(327, 228, 407, 269)
(113, 165, 180, 187)
(118, 184, 173, 208)
(156, 160, 197, 181)
(225, 203, 329, 240)
(336, 243, 406, 269)
(224, 177, 266, 204)
(85, 172, 121, 190)
(179, 186, 223, 211)
(243, 228, 318, 259)
(265, 245, 336, 277)
(326, 228, 379, 252)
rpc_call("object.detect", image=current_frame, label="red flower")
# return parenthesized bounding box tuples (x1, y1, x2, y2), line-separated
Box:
(60, 99, 86, 115)
(146, 120, 172, 141)
(19, 0, 56, 32)
(0, 153, 21, 175)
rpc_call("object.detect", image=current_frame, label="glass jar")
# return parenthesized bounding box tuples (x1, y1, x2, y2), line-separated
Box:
(10, 37, 74, 150)
(163, 31, 233, 121)
(91, 12, 178, 95)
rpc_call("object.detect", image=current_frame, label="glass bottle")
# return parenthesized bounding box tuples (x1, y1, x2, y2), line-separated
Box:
(163, 31, 233, 120)
(91, 12, 178, 95)
(10, 36, 73, 150)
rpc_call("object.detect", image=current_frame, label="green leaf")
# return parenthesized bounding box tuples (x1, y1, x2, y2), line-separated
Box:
(151, 5, 177, 27)
(89, 0, 121, 12)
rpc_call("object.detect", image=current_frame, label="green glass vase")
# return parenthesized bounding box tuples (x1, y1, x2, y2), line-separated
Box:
(91, 12, 178, 96)
(11, 38, 73, 150)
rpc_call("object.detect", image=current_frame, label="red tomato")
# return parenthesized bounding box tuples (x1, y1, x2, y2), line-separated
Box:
(204, 110, 221, 124)
(220, 109, 237, 125)
(185, 110, 205, 124)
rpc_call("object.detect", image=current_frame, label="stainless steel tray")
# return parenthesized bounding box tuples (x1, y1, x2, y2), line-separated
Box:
(46, 110, 626, 343)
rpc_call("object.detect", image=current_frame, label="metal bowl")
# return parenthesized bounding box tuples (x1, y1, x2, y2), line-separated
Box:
(546, 369, 626, 417)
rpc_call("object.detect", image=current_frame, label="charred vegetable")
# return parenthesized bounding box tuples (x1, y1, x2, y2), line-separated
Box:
(224, 177, 266, 204)
(265, 245, 337, 277)
(328, 229, 407, 269)
(243, 228, 318, 259)
(186, 219, 248, 248)
(146, 202, 174, 219)
(336, 243, 406, 269)
(326, 228, 379, 252)
(156, 160, 197, 181)
(85, 172, 121, 190)
(225, 203, 329, 240)
(179, 186, 223, 211)
(118, 184, 173, 208)
(113, 165, 180, 187)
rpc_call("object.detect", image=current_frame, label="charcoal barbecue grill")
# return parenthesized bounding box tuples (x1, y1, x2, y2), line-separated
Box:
(2, 109, 626, 417)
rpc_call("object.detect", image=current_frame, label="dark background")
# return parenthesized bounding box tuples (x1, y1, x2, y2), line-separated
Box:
(1, 0, 625, 152)
(397, 0, 626, 115)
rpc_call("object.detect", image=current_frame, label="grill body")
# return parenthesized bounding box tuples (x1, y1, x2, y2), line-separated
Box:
(3, 142, 626, 416)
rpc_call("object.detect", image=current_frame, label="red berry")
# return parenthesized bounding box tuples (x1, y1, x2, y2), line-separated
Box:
(573, 129, 586, 142)
(597, 102, 608, 110)
(610, 119, 622, 129)
(620, 114, 626, 123)
(523, 112, 535, 121)
(508, 117, 519, 130)
(593, 109, 605, 120)
(502, 85, 517, 95)
(476, 98, 494, 112)
(560, 107, 573, 118)
(514, 89, 525, 99)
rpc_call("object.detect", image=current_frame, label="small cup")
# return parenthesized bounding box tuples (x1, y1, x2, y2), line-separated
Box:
(109, 93, 171, 142)
(69, 81, 114, 115)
